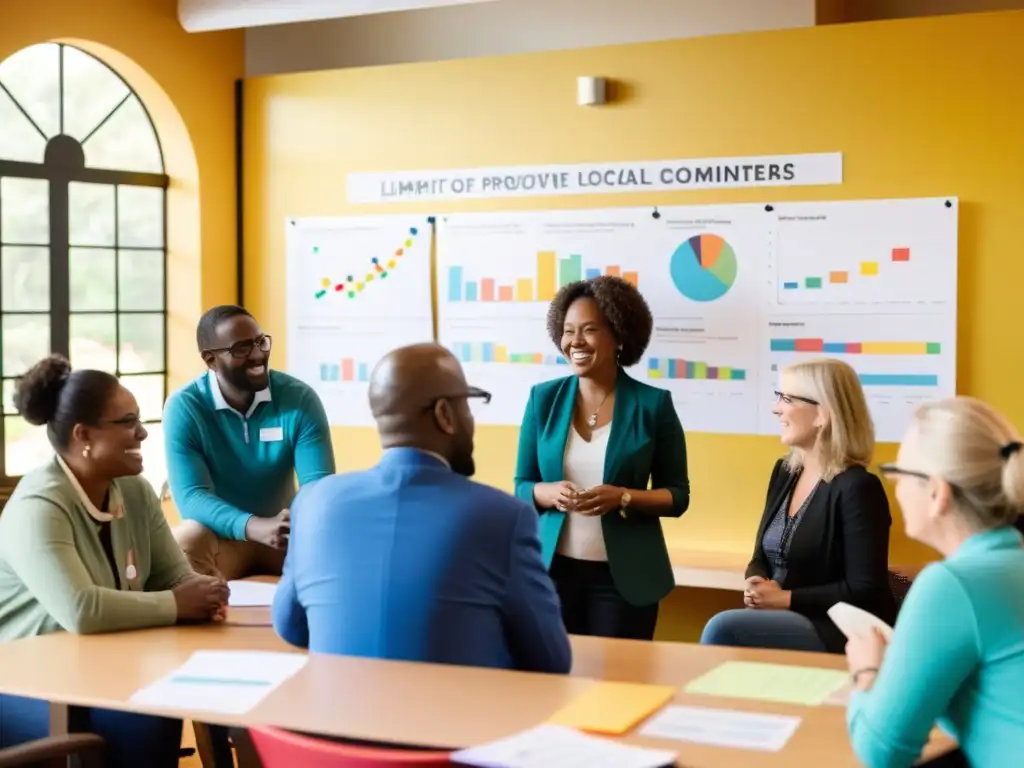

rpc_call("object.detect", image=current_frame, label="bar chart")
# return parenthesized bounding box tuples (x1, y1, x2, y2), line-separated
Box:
(446, 251, 638, 303)
(452, 341, 568, 367)
(647, 357, 747, 381)
(441, 322, 570, 425)
(769, 338, 942, 355)
(763, 305, 955, 440)
(780, 246, 912, 294)
(771, 197, 956, 312)
(319, 358, 372, 383)
(858, 373, 938, 387)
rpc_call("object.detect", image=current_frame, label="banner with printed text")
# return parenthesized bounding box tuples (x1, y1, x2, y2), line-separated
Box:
(347, 152, 843, 204)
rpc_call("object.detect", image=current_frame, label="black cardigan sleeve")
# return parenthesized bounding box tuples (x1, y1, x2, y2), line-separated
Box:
(789, 469, 892, 615)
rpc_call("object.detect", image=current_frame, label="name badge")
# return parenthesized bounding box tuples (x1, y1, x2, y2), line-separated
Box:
(259, 427, 284, 442)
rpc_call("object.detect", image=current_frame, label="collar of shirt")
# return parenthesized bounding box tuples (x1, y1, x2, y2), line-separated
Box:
(384, 446, 451, 470)
(952, 525, 1024, 559)
(207, 369, 271, 418)
(56, 455, 123, 523)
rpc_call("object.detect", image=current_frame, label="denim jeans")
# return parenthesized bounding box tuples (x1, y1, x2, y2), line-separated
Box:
(700, 608, 827, 652)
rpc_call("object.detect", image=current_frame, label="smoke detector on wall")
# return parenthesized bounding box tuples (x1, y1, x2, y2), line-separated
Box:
(577, 77, 607, 107)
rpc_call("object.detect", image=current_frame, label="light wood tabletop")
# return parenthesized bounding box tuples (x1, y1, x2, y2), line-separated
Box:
(0, 624, 955, 767)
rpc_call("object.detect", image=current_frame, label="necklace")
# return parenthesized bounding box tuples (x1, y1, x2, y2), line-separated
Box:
(585, 390, 612, 428)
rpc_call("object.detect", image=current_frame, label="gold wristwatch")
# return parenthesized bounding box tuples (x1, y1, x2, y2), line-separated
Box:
(619, 491, 632, 518)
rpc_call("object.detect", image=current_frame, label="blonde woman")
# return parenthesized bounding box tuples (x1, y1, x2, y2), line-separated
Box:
(701, 359, 896, 652)
(846, 397, 1024, 768)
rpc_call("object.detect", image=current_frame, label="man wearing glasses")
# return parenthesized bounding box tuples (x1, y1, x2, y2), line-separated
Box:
(271, 343, 571, 674)
(164, 305, 335, 580)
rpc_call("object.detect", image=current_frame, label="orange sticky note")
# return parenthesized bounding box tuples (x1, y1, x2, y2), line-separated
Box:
(547, 681, 675, 735)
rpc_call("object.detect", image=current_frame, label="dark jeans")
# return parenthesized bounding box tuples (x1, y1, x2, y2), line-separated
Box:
(700, 608, 828, 652)
(550, 554, 659, 640)
(0, 693, 182, 768)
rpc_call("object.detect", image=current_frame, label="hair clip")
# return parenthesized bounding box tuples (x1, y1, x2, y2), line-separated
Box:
(999, 441, 1022, 459)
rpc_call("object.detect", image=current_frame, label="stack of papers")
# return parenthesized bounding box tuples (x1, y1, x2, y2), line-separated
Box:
(547, 681, 676, 734)
(227, 580, 277, 607)
(130, 650, 307, 715)
(684, 661, 848, 706)
(640, 705, 802, 752)
(451, 724, 676, 768)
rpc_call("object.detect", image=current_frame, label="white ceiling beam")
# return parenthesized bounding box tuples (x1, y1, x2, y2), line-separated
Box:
(179, 0, 500, 32)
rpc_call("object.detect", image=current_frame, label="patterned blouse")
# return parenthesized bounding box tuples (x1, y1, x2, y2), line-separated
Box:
(761, 477, 820, 584)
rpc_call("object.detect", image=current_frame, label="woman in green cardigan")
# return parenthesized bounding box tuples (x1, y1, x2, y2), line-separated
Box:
(514, 276, 690, 640)
(0, 355, 229, 767)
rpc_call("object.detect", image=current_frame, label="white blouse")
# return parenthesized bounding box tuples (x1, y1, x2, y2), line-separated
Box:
(556, 423, 611, 561)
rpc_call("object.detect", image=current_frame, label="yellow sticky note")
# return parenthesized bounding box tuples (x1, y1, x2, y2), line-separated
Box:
(547, 681, 675, 734)
(684, 661, 848, 706)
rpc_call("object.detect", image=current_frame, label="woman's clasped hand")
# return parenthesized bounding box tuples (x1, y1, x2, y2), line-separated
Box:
(535, 481, 623, 516)
(743, 575, 791, 610)
(172, 575, 230, 623)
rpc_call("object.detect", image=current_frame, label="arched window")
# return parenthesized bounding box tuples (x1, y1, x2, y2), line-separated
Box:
(0, 43, 168, 488)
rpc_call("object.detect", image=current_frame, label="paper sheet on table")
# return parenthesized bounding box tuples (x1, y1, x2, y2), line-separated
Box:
(640, 705, 802, 752)
(227, 580, 277, 607)
(129, 650, 307, 715)
(547, 681, 676, 734)
(684, 661, 848, 706)
(451, 724, 677, 768)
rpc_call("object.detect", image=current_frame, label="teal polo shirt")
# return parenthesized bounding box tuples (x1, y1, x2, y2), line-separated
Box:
(163, 370, 335, 540)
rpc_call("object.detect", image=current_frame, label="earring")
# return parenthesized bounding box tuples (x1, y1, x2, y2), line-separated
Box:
(82, 445, 92, 459)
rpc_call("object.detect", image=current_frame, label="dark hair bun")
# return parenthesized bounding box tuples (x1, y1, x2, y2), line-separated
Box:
(14, 355, 72, 426)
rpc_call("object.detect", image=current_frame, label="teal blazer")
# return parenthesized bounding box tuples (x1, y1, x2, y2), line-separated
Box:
(514, 369, 689, 607)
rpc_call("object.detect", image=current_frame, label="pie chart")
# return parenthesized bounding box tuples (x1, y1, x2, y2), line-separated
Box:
(669, 234, 738, 302)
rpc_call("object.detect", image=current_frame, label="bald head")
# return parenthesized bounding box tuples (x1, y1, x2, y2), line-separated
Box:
(369, 343, 466, 420)
(368, 343, 477, 475)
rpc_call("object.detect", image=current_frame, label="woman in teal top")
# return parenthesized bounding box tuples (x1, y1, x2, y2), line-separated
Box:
(514, 276, 689, 641)
(0, 356, 230, 767)
(845, 396, 1024, 768)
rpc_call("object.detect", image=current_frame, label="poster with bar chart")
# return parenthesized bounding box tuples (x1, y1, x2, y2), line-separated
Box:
(769, 197, 957, 311)
(436, 205, 768, 428)
(286, 215, 435, 426)
(762, 197, 957, 441)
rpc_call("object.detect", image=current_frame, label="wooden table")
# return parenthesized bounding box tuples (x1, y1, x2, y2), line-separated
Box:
(0, 625, 955, 767)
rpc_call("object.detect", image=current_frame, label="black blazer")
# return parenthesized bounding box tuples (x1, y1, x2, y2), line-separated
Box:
(747, 459, 898, 653)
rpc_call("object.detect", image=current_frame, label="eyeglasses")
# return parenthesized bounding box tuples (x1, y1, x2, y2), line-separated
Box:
(101, 415, 144, 430)
(774, 390, 819, 406)
(878, 463, 929, 481)
(205, 334, 272, 359)
(880, 463, 969, 504)
(425, 386, 492, 411)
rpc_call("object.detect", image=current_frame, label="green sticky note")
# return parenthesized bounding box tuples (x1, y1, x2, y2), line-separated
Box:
(684, 661, 848, 706)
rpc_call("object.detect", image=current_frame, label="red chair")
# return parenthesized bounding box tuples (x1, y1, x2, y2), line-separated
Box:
(249, 726, 453, 768)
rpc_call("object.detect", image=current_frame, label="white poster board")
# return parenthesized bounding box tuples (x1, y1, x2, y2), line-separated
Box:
(436, 197, 957, 441)
(285, 215, 435, 426)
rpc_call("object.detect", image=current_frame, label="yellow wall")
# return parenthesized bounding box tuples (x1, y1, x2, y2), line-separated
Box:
(244, 9, 1024, 570)
(0, 0, 245, 389)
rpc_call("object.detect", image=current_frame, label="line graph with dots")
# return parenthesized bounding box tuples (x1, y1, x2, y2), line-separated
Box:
(313, 217, 434, 300)
(286, 214, 437, 427)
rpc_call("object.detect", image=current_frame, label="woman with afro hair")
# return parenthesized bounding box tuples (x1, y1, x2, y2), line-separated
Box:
(514, 276, 689, 640)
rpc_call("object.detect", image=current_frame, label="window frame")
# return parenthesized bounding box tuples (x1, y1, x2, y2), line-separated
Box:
(0, 43, 169, 487)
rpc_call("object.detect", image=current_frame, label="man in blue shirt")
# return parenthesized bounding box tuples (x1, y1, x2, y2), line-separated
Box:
(165, 305, 335, 580)
(272, 343, 572, 674)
